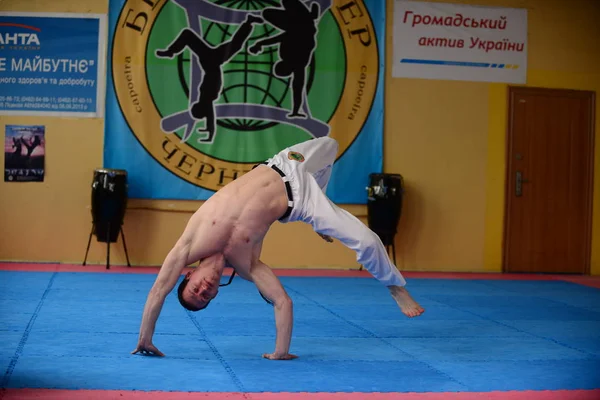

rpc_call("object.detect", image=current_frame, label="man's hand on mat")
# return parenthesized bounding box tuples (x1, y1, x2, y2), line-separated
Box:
(262, 352, 298, 360)
(317, 233, 333, 243)
(131, 342, 165, 357)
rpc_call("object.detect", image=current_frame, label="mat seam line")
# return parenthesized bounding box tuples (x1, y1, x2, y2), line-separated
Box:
(436, 285, 598, 360)
(0, 330, 205, 336)
(553, 278, 600, 291)
(0, 329, 541, 339)
(184, 310, 251, 398)
(449, 308, 599, 359)
(284, 285, 471, 391)
(470, 280, 600, 358)
(476, 279, 600, 310)
(11, 353, 594, 362)
(0, 271, 57, 395)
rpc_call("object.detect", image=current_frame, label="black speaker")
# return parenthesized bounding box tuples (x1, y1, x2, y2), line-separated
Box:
(366, 173, 404, 247)
(91, 168, 128, 242)
(83, 168, 131, 269)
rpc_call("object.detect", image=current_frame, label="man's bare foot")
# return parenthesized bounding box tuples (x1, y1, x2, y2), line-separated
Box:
(389, 286, 425, 317)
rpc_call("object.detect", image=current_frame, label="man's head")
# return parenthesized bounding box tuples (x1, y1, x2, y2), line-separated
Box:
(177, 257, 223, 311)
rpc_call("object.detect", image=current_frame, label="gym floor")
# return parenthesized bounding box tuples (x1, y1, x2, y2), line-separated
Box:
(1, 262, 599, 400)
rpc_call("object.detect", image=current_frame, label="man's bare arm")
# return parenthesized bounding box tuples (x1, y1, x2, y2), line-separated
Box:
(249, 260, 296, 360)
(133, 244, 189, 355)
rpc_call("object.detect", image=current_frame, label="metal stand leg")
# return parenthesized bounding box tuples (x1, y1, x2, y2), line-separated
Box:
(82, 223, 94, 266)
(385, 234, 398, 265)
(106, 222, 111, 270)
(121, 227, 131, 267)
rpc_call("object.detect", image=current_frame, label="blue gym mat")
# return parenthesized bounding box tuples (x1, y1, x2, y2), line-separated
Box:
(1, 270, 599, 393)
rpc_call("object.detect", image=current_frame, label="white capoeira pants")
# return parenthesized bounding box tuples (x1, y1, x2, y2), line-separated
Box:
(262, 136, 407, 287)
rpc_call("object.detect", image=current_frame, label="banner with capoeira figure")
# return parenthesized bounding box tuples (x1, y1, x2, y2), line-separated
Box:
(104, 0, 385, 203)
(4, 125, 46, 182)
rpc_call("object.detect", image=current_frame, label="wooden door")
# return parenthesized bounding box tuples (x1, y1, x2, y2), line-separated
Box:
(504, 87, 595, 274)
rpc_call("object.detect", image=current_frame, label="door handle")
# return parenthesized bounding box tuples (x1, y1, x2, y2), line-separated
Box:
(516, 171, 530, 197)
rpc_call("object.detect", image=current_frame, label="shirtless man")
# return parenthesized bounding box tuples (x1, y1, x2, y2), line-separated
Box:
(131, 137, 424, 360)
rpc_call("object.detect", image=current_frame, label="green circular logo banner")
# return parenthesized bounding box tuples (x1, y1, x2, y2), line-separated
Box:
(105, 0, 385, 202)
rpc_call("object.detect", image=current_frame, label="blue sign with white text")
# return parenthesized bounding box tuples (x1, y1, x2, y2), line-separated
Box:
(0, 13, 105, 117)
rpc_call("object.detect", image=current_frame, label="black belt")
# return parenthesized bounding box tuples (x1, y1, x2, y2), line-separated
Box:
(253, 162, 294, 221)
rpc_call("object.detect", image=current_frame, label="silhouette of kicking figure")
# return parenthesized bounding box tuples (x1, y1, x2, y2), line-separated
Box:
(249, 0, 320, 119)
(12, 137, 23, 155)
(11, 137, 23, 165)
(156, 14, 263, 143)
(22, 135, 41, 158)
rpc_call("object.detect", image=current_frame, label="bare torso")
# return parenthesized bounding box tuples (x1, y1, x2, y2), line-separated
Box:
(182, 165, 288, 274)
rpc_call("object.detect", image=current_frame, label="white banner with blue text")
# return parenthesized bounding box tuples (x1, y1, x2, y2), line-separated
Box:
(392, 0, 527, 83)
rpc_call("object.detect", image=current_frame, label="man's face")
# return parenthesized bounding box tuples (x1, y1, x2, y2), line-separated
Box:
(183, 268, 220, 309)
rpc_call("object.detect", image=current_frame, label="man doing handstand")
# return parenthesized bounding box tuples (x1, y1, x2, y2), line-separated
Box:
(132, 136, 424, 360)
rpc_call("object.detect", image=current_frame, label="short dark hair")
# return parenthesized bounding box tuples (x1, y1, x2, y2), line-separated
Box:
(177, 275, 210, 311)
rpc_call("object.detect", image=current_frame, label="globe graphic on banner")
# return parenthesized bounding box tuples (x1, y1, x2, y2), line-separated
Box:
(146, 0, 339, 164)
(175, 17, 317, 132)
(111, 0, 381, 193)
